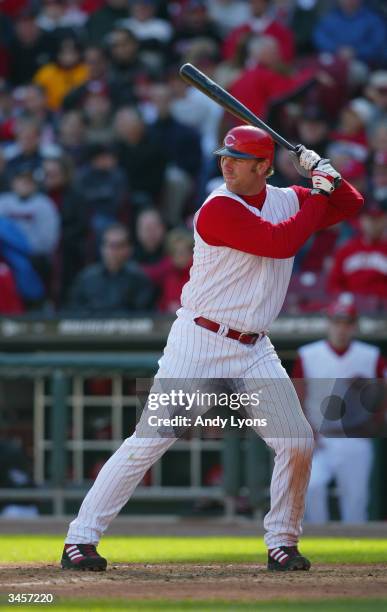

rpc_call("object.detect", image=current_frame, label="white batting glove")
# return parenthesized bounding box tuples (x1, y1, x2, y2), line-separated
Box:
(297, 145, 321, 171)
(289, 145, 321, 178)
(311, 159, 341, 195)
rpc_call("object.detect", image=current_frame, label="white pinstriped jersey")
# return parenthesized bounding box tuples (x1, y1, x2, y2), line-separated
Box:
(181, 183, 299, 332)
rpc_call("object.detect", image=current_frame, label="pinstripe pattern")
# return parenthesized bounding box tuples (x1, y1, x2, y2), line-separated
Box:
(66, 317, 313, 547)
(181, 184, 299, 332)
(66, 182, 313, 550)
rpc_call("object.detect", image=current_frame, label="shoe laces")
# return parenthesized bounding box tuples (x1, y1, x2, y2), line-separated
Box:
(82, 544, 98, 557)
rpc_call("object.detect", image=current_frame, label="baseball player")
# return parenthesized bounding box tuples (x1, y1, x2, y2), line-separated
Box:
(61, 125, 363, 572)
(293, 298, 386, 523)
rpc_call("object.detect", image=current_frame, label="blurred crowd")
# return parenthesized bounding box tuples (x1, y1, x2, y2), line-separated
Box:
(0, 0, 385, 316)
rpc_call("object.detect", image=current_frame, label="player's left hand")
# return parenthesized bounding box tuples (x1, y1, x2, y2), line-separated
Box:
(311, 159, 342, 195)
(289, 145, 321, 178)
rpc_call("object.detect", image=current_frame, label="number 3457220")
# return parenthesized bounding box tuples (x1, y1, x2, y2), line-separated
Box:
(8, 593, 54, 603)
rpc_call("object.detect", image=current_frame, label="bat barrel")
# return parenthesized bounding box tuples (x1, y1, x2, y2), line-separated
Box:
(179, 63, 296, 153)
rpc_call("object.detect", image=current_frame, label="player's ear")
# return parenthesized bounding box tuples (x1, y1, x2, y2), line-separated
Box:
(254, 159, 270, 175)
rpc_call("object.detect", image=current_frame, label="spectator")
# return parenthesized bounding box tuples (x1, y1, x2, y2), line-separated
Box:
(228, 36, 316, 123)
(133, 208, 167, 266)
(365, 71, 387, 128)
(334, 158, 367, 196)
(369, 119, 387, 157)
(0, 81, 16, 144)
(0, 263, 24, 315)
(158, 228, 194, 313)
(0, 166, 60, 257)
(329, 99, 371, 162)
(222, 0, 295, 64)
(294, 106, 330, 158)
(86, 0, 129, 45)
(213, 31, 249, 90)
(75, 142, 128, 246)
(105, 26, 148, 108)
(269, 147, 309, 190)
(0, 149, 9, 193)
(149, 82, 202, 225)
(16, 84, 57, 147)
(313, 0, 387, 67)
(207, 0, 250, 37)
(0, 166, 59, 304)
(120, 0, 173, 69)
(327, 199, 387, 301)
(282, 0, 322, 57)
(133, 208, 170, 290)
(5, 117, 44, 181)
(62, 45, 110, 110)
(67, 223, 156, 314)
(371, 151, 387, 202)
(0, 0, 30, 20)
(8, 8, 55, 86)
(58, 110, 88, 164)
(36, 0, 88, 34)
(0, 439, 38, 517)
(83, 82, 115, 145)
(171, 0, 221, 62)
(42, 155, 87, 301)
(113, 106, 166, 212)
(33, 36, 89, 111)
(168, 67, 222, 159)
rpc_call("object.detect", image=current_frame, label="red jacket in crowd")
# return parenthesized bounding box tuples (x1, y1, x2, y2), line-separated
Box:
(0, 263, 24, 314)
(229, 65, 315, 121)
(222, 19, 295, 64)
(327, 236, 387, 298)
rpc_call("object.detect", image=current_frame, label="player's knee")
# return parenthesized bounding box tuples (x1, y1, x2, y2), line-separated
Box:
(289, 432, 315, 456)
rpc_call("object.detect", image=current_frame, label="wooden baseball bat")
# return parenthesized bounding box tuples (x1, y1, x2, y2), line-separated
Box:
(179, 63, 297, 152)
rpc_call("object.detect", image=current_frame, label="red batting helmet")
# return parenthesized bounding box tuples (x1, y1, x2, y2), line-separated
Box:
(214, 125, 275, 164)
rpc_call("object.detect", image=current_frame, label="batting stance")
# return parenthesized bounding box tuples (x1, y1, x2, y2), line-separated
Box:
(61, 126, 363, 572)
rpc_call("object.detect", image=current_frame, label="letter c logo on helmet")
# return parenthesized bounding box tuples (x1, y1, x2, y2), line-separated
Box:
(214, 125, 275, 164)
(224, 134, 236, 147)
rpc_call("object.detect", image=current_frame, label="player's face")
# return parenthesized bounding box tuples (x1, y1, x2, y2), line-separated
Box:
(220, 155, 268, 195)
(327, 318, 357, 349)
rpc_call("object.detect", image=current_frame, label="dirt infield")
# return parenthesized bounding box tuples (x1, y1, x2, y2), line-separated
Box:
(1, 563, 387, 602)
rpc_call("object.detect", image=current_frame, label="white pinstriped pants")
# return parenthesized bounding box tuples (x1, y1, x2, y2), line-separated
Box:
(66, 309, 314, 548)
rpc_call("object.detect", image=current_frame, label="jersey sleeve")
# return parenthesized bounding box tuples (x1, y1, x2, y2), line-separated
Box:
(292, 179, 363, 230)
(197, 192, 332, 259)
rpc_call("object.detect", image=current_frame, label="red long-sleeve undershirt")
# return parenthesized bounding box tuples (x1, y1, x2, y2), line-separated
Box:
(197, 180, 363, 259)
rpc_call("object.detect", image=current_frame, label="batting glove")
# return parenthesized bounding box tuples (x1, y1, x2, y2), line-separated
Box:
(311, 159, 342, 195)
(289, 145, 321, 178)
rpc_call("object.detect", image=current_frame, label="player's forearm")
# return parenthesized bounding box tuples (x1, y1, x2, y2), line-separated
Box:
(260, 194, 332, 258)
(318, 179, 363, 229)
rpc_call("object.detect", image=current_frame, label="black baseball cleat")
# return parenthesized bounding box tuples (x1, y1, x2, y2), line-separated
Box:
(267, 546, 311, 572)
(61, 544, 107, 571)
